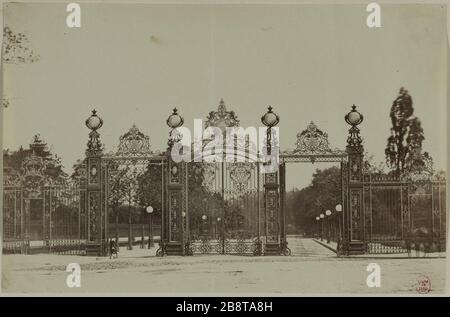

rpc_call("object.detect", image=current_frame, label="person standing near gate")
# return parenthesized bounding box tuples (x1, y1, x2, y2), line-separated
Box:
(109, 238, 118, 259)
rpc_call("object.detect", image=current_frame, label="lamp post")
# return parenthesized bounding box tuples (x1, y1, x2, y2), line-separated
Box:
(216, 217, 221, 240)
(325, 210, 332, 243)
(146, 206, 154, 249)
(140, 209, 145, 249)
(201, 215, 207, 237)
(319, 213, 325, 241)
(335, 203, 342, 251)
(315, 216, 320, 239)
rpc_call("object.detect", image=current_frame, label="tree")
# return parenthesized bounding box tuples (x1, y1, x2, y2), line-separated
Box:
(108, 166, 129, 242)
(136, 163, 164, 247)
(2, 26, 39, 64)
(136, 163, 163, 217)
(385, 88, 427, 177)
(285, 166, 341, 236)
(3, 134, 67, 181)
(119, 167, 139, 250)
(3, 27, 40, 109)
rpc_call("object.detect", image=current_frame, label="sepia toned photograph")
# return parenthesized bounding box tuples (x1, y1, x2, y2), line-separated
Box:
(0, 1, 448, 297)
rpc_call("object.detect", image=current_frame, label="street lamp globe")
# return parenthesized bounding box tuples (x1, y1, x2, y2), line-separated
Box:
(146, 206, 154, 214)
(320, 213, 324, 219)
(202, 215, 207, 221)
(217, 217, 221, 222)
(335, 204, 342, 212)
(315, 216, 320, 221)
(261, 106, 280, 127)
(325, 210, 332, 216)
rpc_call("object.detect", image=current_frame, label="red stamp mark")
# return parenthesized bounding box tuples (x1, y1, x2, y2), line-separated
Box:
(416, 276, 432, 294)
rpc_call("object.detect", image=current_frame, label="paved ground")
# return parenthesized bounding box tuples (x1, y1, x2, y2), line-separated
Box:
(1, 237, 447, 295)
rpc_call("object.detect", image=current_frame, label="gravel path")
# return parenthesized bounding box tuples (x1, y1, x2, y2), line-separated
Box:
(2, 238, 446, 294)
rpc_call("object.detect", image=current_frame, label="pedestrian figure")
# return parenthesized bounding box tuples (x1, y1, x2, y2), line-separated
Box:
(110, 238, 118, 259)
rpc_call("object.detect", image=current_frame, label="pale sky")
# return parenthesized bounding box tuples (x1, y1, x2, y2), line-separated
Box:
(2, 3, 447, 189)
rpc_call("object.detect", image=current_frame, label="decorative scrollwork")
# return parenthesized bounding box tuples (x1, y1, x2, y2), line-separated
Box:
(205, 99, 240, 131)
(202, 164, 217, 193)
(229, 163, 252, 193)
(21, 153, 45, 198)
(295, 122, 334, 154)
(88, 191, 100, 242)
(3, 170, 21, 188)
(281, 122, 345, 162)
(234, 238, 248, 254)
(86, 130, 103, 157)
(116, 124, 152, 157)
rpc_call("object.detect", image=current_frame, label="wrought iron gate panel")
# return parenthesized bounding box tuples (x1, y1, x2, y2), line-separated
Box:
(407, 179, 446, 253)
(43, 183, 86, 255)
(364, 185, 407, 254)
(2, 183, 86, 255)
(362, 173, 447, 254)
(187, 161, 262, 255)
(433, 181, 447, 251)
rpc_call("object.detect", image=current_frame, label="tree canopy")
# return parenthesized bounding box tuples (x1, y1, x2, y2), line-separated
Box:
(385, 88, 428, 177)
(285, 166, 341, 235)
(3, 134, 67, 181)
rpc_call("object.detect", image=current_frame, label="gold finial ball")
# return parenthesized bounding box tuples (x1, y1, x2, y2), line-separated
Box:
(85, 109, 103, 131)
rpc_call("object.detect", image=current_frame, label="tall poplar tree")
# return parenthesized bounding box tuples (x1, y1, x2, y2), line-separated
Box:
(385, 88, 426, 177)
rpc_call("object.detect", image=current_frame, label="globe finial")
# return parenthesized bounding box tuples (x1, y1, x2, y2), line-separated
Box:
(345, 104, 363, 126)
(85, 109, 103, 131)
(261, 105, 279, 127)
(167, 107, 184, 129)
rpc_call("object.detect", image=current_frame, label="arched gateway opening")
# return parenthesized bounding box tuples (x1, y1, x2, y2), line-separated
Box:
(280, 121, 347, 256)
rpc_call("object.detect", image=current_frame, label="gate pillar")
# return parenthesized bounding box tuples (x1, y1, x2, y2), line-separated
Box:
(261, 106, 285, 255)
(84, 110, 106, 256)
(344, 105, 365, 255)
(161, 108, 187, 256)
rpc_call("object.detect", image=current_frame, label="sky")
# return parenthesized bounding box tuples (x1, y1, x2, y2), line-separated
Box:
(2, 3, 447, 190)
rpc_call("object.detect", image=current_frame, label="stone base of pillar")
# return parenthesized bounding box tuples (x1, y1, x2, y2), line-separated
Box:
(165, 242, 183, 256)
(347, 241, 365, 255)
(85, 243, 103, 256)
(263, 243, 281, 255)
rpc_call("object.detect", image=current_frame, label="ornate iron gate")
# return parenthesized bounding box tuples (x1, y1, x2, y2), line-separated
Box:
(186, 161, 263, 255)
(362, 175, 409, 254)
(361, 173, 447, 254)
(3, 154, 86, 255)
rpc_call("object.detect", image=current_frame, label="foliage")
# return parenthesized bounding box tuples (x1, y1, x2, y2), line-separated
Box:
(285, 166, 341, 235)
(186, 163, 220, 234)
(363, 151, 387, 175)
(136, 163, 163, 217)
(3, 134, 67, 181)
(3, 26, 39, 64)
(385, 88, 427, 176)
